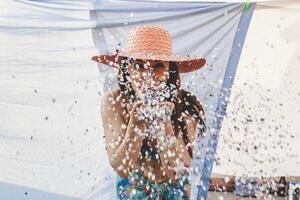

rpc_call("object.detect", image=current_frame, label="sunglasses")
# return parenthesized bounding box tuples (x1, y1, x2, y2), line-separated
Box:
(128, 58, 167, 71)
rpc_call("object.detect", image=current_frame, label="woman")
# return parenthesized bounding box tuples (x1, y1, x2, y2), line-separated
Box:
(92, 25, 207, 199)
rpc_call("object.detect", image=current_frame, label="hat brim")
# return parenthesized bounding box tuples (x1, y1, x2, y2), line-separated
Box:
(91, 52, 206, 74)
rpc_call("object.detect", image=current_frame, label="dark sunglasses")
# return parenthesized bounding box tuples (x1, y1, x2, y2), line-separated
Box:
(129, 59, 165, 70)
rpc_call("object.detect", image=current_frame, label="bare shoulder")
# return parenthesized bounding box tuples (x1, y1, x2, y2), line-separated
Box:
(100, 88, 125, 122)
(101, 88, 120, 102)
(101, 88, 122, 108)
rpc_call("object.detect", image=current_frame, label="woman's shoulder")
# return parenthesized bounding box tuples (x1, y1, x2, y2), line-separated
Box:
(101, 88, 128, 120)
(101, 88, 122, 105)
(100, 88, 124, 114)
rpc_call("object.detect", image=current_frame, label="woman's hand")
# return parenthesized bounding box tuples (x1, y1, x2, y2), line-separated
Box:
(154, 102, 190, 180)
(157, 101, 175, 111)
(153, 101, 174, 125)
(128, 100, 143, 122)
(126, 100, 148, 140)
(156, 101, 175, 136)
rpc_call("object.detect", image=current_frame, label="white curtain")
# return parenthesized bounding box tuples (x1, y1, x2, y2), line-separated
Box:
(0, 0, 298, 200)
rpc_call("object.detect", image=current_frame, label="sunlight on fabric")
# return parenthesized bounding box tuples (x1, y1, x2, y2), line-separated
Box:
(0, 0, 299, 200)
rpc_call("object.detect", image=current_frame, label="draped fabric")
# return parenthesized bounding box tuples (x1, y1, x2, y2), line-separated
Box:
(8, 0, 300, 199)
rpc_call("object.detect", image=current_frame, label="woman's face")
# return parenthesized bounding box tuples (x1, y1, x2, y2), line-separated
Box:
(127, 59, 170, 93)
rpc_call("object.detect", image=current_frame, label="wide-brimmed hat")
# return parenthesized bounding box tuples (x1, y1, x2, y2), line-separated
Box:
(91, 25, 206, 73)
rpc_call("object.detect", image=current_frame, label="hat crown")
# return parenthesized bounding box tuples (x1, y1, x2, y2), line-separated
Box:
(124, 25, 173, 56)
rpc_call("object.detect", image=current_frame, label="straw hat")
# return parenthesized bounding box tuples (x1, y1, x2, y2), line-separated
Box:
(91, 25, 206, 73)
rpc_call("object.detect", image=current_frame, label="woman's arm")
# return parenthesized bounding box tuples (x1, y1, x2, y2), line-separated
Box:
(156, 104, 198, 181)
(101, 92, 145, 178)
(157, 120, 193, 180)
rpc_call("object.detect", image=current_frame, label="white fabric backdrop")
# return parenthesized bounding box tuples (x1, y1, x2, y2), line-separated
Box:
(0, 0, 299, 200)
(214, 0, 300, 177)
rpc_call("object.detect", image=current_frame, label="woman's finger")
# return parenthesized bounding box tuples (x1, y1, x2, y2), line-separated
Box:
(158, 101, 175, 110)
(130, 100, 143, 112)
(133, 101, 144, 111)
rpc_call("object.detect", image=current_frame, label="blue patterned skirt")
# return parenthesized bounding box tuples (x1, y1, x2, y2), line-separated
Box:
(116, 171, 191, 200)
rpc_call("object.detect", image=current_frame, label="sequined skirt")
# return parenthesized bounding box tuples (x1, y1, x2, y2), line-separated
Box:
(116, 171, 191, 200)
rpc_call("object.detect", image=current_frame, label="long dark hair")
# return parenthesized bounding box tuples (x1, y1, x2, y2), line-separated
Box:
(117, 60, 206, 158)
